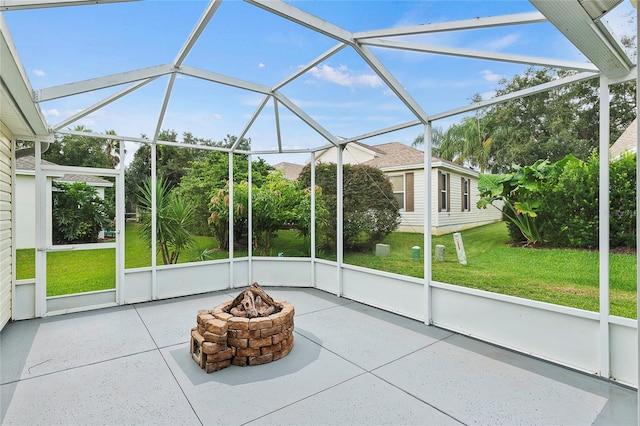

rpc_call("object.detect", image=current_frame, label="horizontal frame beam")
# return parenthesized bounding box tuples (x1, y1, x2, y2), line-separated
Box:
(35, 64, 174, 102)
(362, 39, 600, 73)
(354, 11, 547, 39)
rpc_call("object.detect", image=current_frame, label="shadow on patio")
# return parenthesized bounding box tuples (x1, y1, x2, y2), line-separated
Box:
(1, 287, 637, 425)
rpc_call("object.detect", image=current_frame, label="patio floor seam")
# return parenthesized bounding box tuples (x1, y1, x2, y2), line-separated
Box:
(132, 303, 205, 425)
(1, 347, 159, 386)
(239, 372, 371, 425)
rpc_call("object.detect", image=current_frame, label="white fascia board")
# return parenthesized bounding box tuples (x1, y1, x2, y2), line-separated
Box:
(0, 0, 137, 11)
(354, 11, 547, 39)
(51, 77, 159, 131)
(530, 0, 632, 78)
(0, 14, 47, 135)
(273, 92, 339, 146)
(608, 65, 636, 84)
(35, 64, 174, 102)
(430, 71, 599, 121)
(379, 164, 425, 173)
(355, 44, 429, 123)
(431, 160, 479, 177)
(40, 164, 119, 176)
(178, 65, 272, 94)
(273, 42, 346, 91)
(174, 0, 222, 67)
(244, 0, 353, 44)
(362, 39, 600, 73)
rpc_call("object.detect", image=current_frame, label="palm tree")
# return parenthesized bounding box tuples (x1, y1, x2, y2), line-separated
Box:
(138, 178, 195, 264)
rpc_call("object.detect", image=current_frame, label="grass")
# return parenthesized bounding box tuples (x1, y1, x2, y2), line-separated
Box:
(15, 221, 637, 318)
(345, 222, 637, 319)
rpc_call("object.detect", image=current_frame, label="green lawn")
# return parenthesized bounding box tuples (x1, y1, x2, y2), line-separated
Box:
(345, 222, 637, 319)
(15, 221, 637, 318)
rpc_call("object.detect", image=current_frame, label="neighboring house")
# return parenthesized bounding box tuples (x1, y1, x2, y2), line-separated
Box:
(15, 156, 113, 249)
(311, 141, 502, 234)
(273, 162, 304, 181)
(610, 118, 637, 159)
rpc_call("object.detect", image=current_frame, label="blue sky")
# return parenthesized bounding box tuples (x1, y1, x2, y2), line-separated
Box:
(3, 0, 636, 165)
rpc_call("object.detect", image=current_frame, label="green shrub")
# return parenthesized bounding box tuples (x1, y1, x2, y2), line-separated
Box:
(52, 182, 110, 244)
(298, 163, 401, 251)
(480, 152, 636, 249)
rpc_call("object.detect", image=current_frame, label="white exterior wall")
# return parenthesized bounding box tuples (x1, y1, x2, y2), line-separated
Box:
(430, 168, 502, 235)
(315, 144, 375, 165)
(15, 173, 53, 249)
(15, 174, 108, 248)
(0, 124, 12, 329)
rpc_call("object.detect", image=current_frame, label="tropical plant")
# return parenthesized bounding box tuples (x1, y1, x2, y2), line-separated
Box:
(208, 181, 249, 250)
(477, 157, 568, 245)
(138, 178, 195, 264)
(52, 182, 110, 244)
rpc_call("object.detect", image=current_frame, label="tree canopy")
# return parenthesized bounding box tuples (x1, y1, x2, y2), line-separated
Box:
(298, 163, 401, 251)
(414, 67, 636, 172)
(44, 125, 119, 168)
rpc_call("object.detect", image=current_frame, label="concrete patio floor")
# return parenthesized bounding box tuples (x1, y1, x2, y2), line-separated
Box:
(1, 287, 637, 425)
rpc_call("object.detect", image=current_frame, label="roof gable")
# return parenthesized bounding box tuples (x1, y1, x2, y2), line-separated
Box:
(610, 118, 637, 158)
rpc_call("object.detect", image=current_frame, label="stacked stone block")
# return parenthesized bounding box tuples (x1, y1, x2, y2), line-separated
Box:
(190, 299, 294, 373)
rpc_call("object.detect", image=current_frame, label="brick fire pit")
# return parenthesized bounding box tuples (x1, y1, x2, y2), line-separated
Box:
(190, 287, 294, 373)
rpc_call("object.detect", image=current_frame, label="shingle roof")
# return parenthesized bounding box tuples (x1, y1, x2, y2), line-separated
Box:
(16, 155, 113, 186)
(16, 155, 57, 169)
(610, 118, 637, 158)
(361, 142, 428, 168)
(273, 162, 304, 181)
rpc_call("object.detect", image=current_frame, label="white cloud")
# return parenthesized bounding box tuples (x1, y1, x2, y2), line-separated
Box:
(483, 33, 520, 51)
(480, 70, 502, 83)
(42, 108, 60, 117)
(308, 64, 383, 89)
(258, 62, 265, 68)
(33, 69, 46, 77)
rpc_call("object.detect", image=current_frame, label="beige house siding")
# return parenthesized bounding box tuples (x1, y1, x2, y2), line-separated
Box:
(314, 143, 502, 234)
(388, 169, 426, 233)
(430, 168, 502, 235)
(0, 124, 12, 329)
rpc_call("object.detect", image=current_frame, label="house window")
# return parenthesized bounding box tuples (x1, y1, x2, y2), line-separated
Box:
(388, 173, 414, 212)
(388, 175, 405, 210)
(461, 177, 470, 212)
(438, 171, 450, 212)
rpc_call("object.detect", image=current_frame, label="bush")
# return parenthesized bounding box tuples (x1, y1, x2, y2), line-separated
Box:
(298, 163, 401, 251)
(480, 152, 636, 249)
(52, 182, 110, 244)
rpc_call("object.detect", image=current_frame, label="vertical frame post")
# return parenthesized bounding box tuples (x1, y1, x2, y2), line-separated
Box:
(310, 152, 316, 288)
(336, 146, 344, 297)
(151, 142, 157, 300)
(229, 152, 234, 288)
(598, 75, 610, 379)
(116, 140, 126, 305)
(248, 153, 253, 285)
(424, 123, 433, 325)
(34, 139, 47, 316)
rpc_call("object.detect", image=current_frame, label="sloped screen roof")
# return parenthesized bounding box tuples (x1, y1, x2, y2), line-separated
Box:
(0, 0, 635, 153)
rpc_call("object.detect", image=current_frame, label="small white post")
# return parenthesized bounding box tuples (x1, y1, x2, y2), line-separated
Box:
(453, 232, 467, 265)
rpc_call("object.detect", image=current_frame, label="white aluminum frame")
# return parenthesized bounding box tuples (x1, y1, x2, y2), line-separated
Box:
(4, 0, 637, 399)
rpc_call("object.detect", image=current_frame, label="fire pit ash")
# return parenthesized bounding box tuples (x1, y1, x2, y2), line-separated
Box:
(190, 283, 294, 373)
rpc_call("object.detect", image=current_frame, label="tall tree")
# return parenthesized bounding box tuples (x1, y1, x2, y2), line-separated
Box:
(44, 125, 118, 168)
(486, 67, 636, 171)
